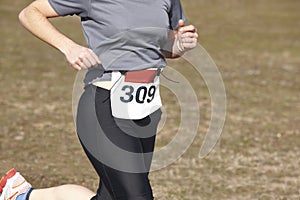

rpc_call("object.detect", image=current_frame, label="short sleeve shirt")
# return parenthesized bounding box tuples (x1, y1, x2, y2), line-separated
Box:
(48, 0, 187, 84)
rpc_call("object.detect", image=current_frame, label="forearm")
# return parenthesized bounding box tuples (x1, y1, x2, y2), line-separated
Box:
(162, 49, 180, 59)
(18, 0, 101, 70)
(161, 31, 184, 59)
(18, 1, 75, 55)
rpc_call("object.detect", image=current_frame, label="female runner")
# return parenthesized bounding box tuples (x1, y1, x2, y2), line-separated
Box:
(0, 0, 198, 199)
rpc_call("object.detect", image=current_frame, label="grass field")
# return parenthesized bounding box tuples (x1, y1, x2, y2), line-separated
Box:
(1, 0, 299, 199)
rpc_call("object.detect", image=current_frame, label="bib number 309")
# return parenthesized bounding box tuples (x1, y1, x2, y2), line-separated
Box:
(120, 85, 156, 104)
(110, 72, 161, 119)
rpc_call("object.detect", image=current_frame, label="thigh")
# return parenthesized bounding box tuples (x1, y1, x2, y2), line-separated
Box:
(83, 143, 153, 200)
(86, 146, 154, 200)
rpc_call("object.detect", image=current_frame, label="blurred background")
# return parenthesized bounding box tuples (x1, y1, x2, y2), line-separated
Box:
(0, 0, 299, 199)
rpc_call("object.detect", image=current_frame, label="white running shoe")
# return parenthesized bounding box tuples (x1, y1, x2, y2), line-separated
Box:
(0, 168, 32, 200)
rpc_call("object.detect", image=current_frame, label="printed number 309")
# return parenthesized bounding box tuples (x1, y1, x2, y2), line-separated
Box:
(120, 85, 156, 104)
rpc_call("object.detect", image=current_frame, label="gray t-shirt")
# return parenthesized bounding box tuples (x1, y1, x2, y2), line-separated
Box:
(48, 0, 186, 85)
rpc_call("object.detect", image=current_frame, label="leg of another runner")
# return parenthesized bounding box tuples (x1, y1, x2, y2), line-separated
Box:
(29, 184, 95, 200)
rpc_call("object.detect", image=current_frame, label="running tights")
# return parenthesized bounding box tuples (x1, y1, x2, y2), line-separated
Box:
(76, 85, 162, 200)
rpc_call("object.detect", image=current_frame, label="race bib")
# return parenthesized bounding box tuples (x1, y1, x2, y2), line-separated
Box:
(110, 70, 162, 119)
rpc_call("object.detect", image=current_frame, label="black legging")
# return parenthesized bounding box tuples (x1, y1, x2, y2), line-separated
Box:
(76, 85, 162, 200)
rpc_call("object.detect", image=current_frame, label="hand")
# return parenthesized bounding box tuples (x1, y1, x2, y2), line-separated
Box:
(63, 43, 101, 70)
(176, 19, 198, 52)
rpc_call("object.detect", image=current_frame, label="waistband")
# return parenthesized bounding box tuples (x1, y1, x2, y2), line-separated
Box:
(104, 68, 162, 76)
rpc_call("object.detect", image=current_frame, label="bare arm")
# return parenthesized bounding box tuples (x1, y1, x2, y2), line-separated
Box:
(162, 19, 198, 59)
(19, 0, 101, 70)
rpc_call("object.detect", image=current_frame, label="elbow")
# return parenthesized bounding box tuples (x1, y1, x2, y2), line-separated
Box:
(18, 9, 26, 25)
(18, 4, 41, 26)
(18, 7, 30, 26)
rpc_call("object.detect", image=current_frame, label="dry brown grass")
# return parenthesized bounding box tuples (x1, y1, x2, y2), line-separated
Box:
(1, 0, 299, 199)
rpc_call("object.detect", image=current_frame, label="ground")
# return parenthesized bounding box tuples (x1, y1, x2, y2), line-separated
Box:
(0, 0, 299, 199)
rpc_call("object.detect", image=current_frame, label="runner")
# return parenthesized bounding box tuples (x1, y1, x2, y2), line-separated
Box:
(1, 0, 198, 199)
